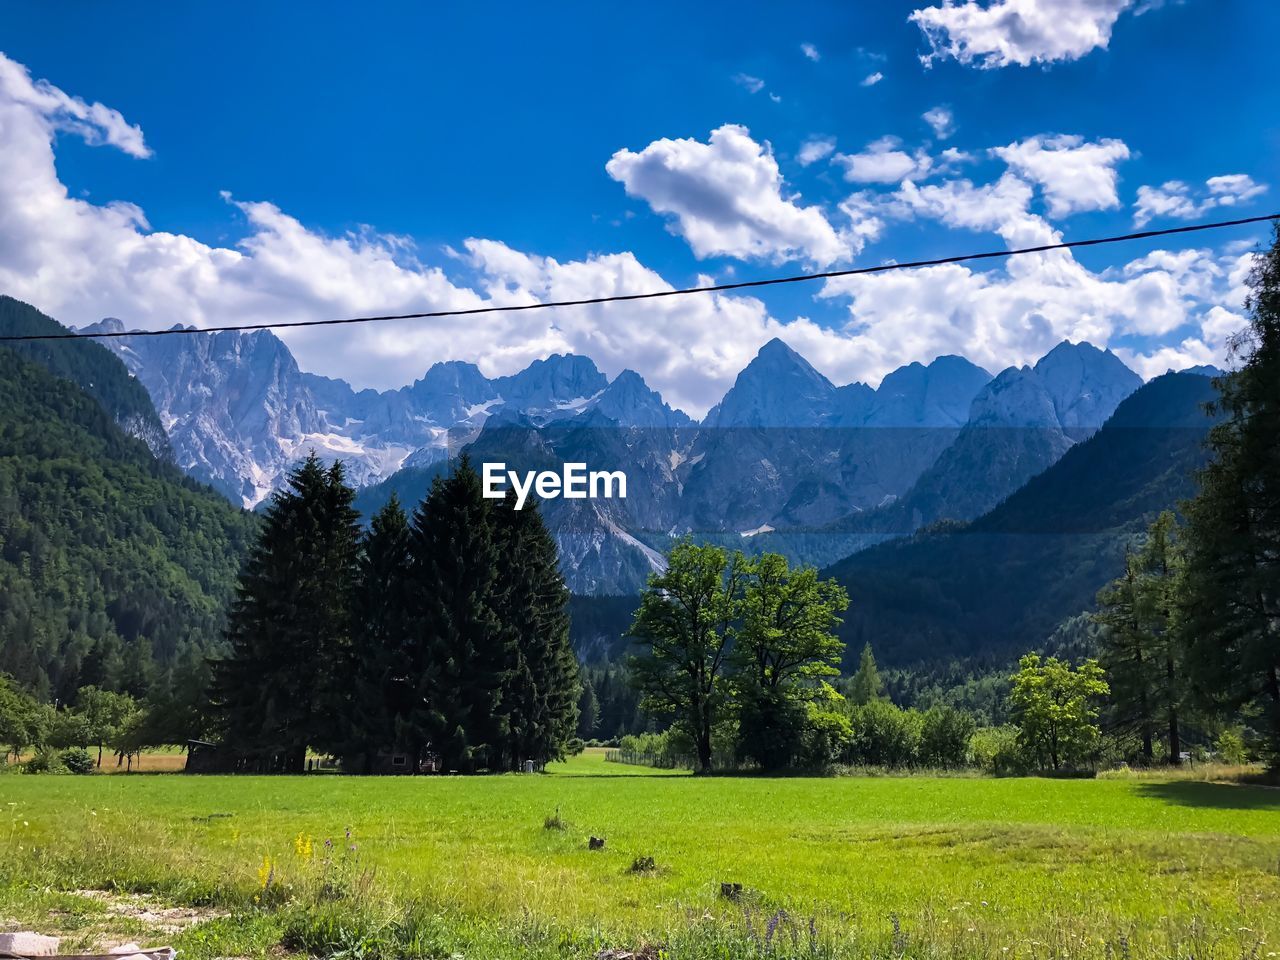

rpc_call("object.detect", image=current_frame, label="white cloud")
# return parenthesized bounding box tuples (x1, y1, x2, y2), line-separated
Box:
(797, 137, 836, 167)
(832, 136, 936, 184)
(896, 173, 1060, 247)
(605, 124, 849, 266)
(1134, 174, 1268, 226)
(0, 54, 151, 158)
(0, 51, 1258, 418)
(911, 0, 1136, 69)
(732, 73, 765, 94)
(819, 165, 1253, 381)
(860, 71, 885, 87)
(991, 135, 1130, 217)
(801, 42, 821, 61)
(922, 106, 954, 139)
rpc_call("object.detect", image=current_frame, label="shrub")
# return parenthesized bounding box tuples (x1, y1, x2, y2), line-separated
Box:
(969, 725, 1029, 776)
(846, 700, 922, 768)
(1215, 728, 1248, 765)
(798, 706, 853, 770)
(919, 706, 976, 768)
(22, 747, 66, 774)
(60, 747, 95, 774)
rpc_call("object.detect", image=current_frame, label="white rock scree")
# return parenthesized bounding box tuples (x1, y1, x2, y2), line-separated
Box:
(482, 462, 627, 510)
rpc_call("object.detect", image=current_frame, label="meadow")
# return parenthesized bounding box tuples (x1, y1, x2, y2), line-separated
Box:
(2, 750, 1278, 960)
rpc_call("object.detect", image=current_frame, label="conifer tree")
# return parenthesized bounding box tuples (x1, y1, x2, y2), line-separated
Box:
(849, 643, 885, 706)
(492, 492, 579, 766)
(577, 679, 600, 739)
(210, 455, 361, 772)
(348, 494, 415, 772)
(1095, 552, 1158, 761)
(1095, 513, 1186, 763)
(1181, 227, 1280, 768)
(409, 457, 513, 772)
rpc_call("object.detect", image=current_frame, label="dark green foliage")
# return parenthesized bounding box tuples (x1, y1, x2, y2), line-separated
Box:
(346, 494, 415, 772)
(0, 673, 44, 760)
(408, 458, 512, 772)
(210, 455, 362, 771)
(491, 492, 580, 766)
(731, 552, 848, 770)
(60, 746, 94, 774)
(1180, 227, 1280, 769)
(0, 343, 256, 707)
(628, 541, 747, 774)
(576, 678, 600, 738)
(917, 705, 976, 768)
(0, 296, 169, 458)
(579, 662, 645, 739)
(1094, 512, 1186, 764)
(844, 698, 922, 767)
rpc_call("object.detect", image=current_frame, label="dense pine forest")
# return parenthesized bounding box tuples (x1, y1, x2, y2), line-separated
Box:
(211, 455, 581, 773)
(0, 330, 257, 706)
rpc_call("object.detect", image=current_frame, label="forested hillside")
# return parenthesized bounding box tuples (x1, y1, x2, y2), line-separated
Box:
(0, 296, 171, 458)
(0, 344, 257, 703)
(826, 372, 1221, 666)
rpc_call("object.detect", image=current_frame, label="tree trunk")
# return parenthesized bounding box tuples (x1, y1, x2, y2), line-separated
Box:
(696, 727, 712, 774)
(1167, 655, 1181, 765)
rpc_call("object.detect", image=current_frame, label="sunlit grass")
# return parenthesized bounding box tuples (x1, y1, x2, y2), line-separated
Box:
(2, 749, 1278, 958)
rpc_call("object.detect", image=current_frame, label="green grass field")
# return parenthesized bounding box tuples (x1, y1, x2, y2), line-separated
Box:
(3, 750, 1278, 959)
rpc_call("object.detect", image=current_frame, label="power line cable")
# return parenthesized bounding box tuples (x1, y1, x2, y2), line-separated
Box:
(1, 211, 1276, 343)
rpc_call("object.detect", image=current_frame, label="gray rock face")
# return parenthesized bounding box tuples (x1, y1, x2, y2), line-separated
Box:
(90, 323, 1141, 594)
(1032, 340, 1143, 433)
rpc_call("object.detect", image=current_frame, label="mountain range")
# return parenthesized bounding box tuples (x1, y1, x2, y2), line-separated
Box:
(71, 306, 1167, 593)
(0, 293, 1225, 683)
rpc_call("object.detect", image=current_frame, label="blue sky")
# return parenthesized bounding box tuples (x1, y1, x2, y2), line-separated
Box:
(0, 1, 1275, 414)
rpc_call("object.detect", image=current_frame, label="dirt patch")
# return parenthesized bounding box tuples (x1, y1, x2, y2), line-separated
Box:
(71, 890, 227, 939)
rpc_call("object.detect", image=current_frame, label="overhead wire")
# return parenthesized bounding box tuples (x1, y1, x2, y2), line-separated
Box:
(1, 212, 1275, 343)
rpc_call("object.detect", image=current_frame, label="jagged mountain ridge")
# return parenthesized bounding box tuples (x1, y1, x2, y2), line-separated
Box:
(73, 303, 1150, 593)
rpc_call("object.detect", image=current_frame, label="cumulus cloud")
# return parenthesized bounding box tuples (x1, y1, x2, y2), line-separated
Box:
(922, 106, 954, 139)
(0, 51, 1258, 417)
(797, 137, 836, 167)
(732, 73, 766, 94)
(801, 42, 821, 61)
(605, 124, 850, 265)
(832, 136, 935, 184)
(860, 71, 885, 87)
(1134, 174, 1269, 226)
(991, 134, 1130, 217)
(911, 0, 1136, 69)
(0, 53, 151, 158)
(819, 163, 1253, 380)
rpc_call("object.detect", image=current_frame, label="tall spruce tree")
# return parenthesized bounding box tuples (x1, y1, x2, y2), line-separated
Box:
(1182, 227, 1280, 767)
(1095, 552, 1157, 761)
(492, 492, 580, 767)
(347, 494, 415, 772)
(409, 457, 514, 772)
(1095, 512, 1185, 764)
(211, 455, 362, 771)
(849, 643, 885, 706)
